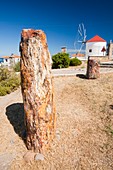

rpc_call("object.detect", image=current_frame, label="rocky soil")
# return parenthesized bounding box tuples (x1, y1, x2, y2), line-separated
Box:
(0, 73, 113, 170)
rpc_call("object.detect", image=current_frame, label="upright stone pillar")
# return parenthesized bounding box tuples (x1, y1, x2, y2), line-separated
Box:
(20, 29, 56, 153)
(87, 57, 100, 79)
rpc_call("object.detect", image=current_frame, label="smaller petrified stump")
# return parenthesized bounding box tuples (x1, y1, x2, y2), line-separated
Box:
(87, 57, 100, 79)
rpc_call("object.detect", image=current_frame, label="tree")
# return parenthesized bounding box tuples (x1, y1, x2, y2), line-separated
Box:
(70, 58, 82, 66)
(52, 53, 70, 69)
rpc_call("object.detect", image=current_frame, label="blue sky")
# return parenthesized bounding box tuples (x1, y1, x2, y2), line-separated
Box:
(0, 0, 113, 57)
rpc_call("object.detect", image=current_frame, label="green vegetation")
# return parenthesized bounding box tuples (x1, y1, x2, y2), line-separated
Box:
(52, 53, 82, 69)
(70, 58, 82, 66)
(52, 53, 70, 69)
(0, 68, 20, 96)
(0, 67, 10, 81)
(13, 61, 20, 72)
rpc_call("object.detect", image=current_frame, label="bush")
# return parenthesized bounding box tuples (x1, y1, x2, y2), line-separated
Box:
(52, 53, 70, 69)
(0, 86, 11, 96)
(0, 68, 10, 81)
(0, 68, 20, 96)
(70, 58, 82, 66)
(1, 76, 20, 89)
(13, 62, 20, 72)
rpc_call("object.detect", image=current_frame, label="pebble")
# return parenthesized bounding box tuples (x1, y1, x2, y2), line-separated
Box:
(23, 151, 36, 163)
(35, 153, 44, 161)
(10, 139, 14, 144)
(56, 134, 60, 140)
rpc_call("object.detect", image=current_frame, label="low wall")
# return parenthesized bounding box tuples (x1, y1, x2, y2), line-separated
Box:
(89, 56, 110, 62)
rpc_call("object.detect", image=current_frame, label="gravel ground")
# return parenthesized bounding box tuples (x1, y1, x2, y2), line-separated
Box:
(0, 72, 113, 170)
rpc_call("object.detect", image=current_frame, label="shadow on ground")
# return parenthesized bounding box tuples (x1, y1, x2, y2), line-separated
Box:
(6, 103, 26, 142)
(76, 74, 87, 79)
(109, 105, 113, 110)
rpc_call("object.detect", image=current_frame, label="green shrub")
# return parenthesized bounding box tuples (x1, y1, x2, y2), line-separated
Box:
(70, 58, 82, 66)
(13, 62, 20, 72)
(0, 86, 11, 96)
(1, 76, 20, 89)
(52, 53, 70, 69)
(0, 68, 10, 81)
(0, 68, 20, 96)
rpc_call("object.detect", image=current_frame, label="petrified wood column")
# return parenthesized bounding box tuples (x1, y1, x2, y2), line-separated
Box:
(87, 57, 100, 79)
(20, 29, 56, 153)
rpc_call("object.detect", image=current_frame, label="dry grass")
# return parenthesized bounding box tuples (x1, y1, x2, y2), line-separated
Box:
(0, 73, 113, 169)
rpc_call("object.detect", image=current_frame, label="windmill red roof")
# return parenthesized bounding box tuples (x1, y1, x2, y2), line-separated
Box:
(87, 35, 106, 42)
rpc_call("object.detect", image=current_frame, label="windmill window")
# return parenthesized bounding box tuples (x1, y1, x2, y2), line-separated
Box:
(5, 59, 8, 62)
(89, 49, 92, 52)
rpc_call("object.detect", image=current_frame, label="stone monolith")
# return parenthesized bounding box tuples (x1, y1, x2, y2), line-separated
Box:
(20, 29, 56, 153)
(87, 57, 100, 79)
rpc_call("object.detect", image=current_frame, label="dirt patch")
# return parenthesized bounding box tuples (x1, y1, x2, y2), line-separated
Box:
(0, 73, 113, 169)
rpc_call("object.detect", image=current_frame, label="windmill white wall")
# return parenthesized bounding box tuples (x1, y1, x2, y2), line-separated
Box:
(86, 42, 107, 57)
(86, 35, 107, 58)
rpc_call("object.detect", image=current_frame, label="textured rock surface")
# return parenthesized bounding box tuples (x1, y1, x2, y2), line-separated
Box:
(87, 57, 100, 79)
(20, 29, 56, 153)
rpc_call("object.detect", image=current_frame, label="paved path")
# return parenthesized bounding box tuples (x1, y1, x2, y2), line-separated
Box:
(52, 68, 86, 77)
(52, 67, 113, 77)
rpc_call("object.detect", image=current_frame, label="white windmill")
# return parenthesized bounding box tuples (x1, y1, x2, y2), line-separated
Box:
(67, 23, 87, 59)
(74, 23, 87, 53)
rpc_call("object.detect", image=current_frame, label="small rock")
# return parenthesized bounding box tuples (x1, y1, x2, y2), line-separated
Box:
(10, 139, 14, 144)
(56, 134, 60, 140)
(56, 130, 60, 134)
(23, 151, 36, 163)
(35, 153, 44, 161)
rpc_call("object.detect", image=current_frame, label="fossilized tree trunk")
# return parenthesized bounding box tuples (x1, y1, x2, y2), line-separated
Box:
(87, 56, 100, 79)
(20, 29, 56, 153)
